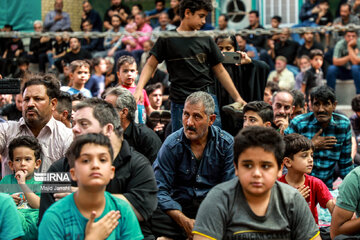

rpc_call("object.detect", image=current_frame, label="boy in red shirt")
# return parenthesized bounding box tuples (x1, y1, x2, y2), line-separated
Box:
(278, 133, 335, 224)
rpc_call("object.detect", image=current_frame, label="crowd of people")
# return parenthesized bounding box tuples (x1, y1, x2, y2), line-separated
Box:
(1, 0, 360, 239)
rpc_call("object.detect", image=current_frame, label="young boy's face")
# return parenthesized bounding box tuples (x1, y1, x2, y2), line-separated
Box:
(117, 62, 138, 87)
(216, 39, 235, 52)
(243, 110, 267, 128)
(235, 147, 282, 199)
(286, 149, 313, 174)
(9, 147, 41, 180)
(271, 19, 279, 28)
(186, 9, 208, 30)
(310, 56, 323, 70)
(71, 66, 90, 86)
(70, 143, 115, 189)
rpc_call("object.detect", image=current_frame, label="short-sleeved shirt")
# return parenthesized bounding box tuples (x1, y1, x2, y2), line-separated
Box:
(150, 33, 224, 103)
(278, 174, 333, 224)
(337, 166, 360, 217)
(61, 86, 92, 98)
(192, 179, 320, 240)
(333, 38, 360, 69)
(0, 193, 25, 239)
(38, 191, 143, 240)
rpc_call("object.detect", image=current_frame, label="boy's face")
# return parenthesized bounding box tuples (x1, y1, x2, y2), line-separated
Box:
(70, 144, 115, 189)
(185, 9, 208, 30)
(117, 62, 138, 87)
(271, 19, 279, 28)
(286, 149, 313, 174)
(310, 56, 323, 70)
(243, 110, 269, 128)
(217, 39, 235, 52)
(263, 87, 272, 105)
(71, 66, 90, 86)
(9, 147, 41, 180)
(235, 147, 282, 199)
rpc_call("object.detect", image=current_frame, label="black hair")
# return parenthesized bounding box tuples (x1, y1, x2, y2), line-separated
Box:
(219, 14, 229, 21)
(111, 14, 122, 22)
(310, 85, 336, 104)
(4, 24, 13, 30)
(351, 95, 360, 112)
(271, 15, 282, 23)
(215, 34, 236, 49)
(340, 3, 352, 12)
(145, 82, 164, 96)
(8, 136, 42, 162)
(133, 3, 143, 11)
(266, 81, 280, 94)
(56, 91, 72, 121)
(243, 101, 273, 123)
(66, 133, 113, 168)
(309, 49, 324, 59)
(116, 55, 136, 72)
(290, 89, 305, 108)
(179, 0, 213, 19)
(249, 10, 259, 17)
(283, 133, 314, 159)
(22, 74, 60, 100)
(155, 0, 165, 5)
(17, 57, 30, 66)
(233, 126, 285, 169)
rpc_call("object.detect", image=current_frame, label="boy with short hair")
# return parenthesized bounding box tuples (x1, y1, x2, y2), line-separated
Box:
(133, 0, 247, 132)
(62, 60, 92, 98)
(243, 101, 273, 128)
(302, 49, 324, 98)
(116, 55, 152, 124)
(192, 126, 320, 240)
(38, 133, 143, 239)
(278, 133, 335, 224)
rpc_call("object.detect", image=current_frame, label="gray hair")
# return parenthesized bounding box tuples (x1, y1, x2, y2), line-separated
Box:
(185, 91, 215, 116)
(33, 20, 43, 27)
(272, 90, 294, 106)
(103, 87, 136, 122)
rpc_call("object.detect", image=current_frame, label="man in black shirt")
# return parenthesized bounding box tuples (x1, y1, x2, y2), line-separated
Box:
(245, 10, 267, 51)
(62, 37, 92, 64)
(297, 31, 324, 60)
(103, 0, 130, 30)
(104, 87, 162, 163)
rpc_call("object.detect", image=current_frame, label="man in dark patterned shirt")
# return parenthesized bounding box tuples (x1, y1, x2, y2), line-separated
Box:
(285, 86, 353, 188)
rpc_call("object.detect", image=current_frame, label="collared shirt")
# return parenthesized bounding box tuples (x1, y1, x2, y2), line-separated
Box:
(44, 10, 71, 32)
(267, 68, 295, 90)
(333, 38, 360, 69)
(0, 117, 73, 177)
(332, 15, 360, 43)
(153, 125, 235, 212)
(284, 112, 353, 188)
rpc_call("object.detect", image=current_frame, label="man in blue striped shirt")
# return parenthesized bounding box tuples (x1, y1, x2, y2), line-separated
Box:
(285, 86, 353, 188)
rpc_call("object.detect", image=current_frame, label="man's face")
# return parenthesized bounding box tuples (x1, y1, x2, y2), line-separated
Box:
(33, 23, 43, 33)
(272, 92, 293, 120)
(310, 56, 323, 70)
(111, 16, 121, 28)
(83, 2, 91, 13)
(291, 105, 305, 119)
(340, 5, 350, 20)
(135, 14, 145, 27)
(70, 38, 80, 51)
(15, 94, 23, 112)
(155, 1, 165, 12)
(279, 29, 290, 42)
(218, 16, 227, 30)
(112, 0, 121, 7)
(170, 0, 179, 9)
(243, 110, 266, 128)
(275, 59, 286, 72)
(248, 13, 258, 27)
(299, 58, 311, 72)
(158, 13, 169, 27)
(22, 84, 56, 128)
(149, 88, 163, 110)
(312, 98, 336, 124)
(182, 102, 214, 142)
(72, 107, 104, 137)
(54, 0, 63, 11)
(186, 9, 208, 30)
(236, 35, 246, 51)
(303, 32, 314, 42)
(82, 21, 92, 32)
(117, 62, 138, 87)
(235, 147, 281, 199)
(345, 32, 357, 43)
(263, 88, 272, 105)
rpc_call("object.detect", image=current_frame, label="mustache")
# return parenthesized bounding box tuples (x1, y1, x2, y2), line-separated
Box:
(186, 126, 196, 132)
(275, 113, 287, 118)
(26, 107, 38, 114)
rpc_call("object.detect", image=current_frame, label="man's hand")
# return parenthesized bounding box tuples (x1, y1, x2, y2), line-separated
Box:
(15, 170, 27, 185)
(54, 14, 63, 22)
(54, 186, 77, 201)
(348, 39, 357, 48)
(179, 217, 195, 240)
(274, 116, 289, 135)
(311, 129, 337, 150)
(85, 210, 120, 240)
(298, 185, 310, 199)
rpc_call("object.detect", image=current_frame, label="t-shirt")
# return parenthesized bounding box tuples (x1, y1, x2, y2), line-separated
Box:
(150, 33, 224, 103)
(5, 40, 24, 58)
(38, 191, 143, 240)
(303, 67, 324, 98)
(0, 193, 25, 239)
(0, 174, 42, 196)
(61, 86, 92, 98)
(336, 166, 360, 217)
(334, 38, 360, 69)
(192, 178, 320, 240)
(278, 174, 333, 224)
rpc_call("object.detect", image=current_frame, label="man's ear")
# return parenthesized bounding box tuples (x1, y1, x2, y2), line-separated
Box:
(208, 114, 216, 126)
(103, 123, 114, 137)
(333, 100, 338, 109)
(50, 98, 58, 112)
(34, 159, 42, 170)
(264, 121, 272, 127)
(291, 105, 295, 115)
(283, 157, 292, 168)
(61, 110, 69, 122)
(121, 108, 129, 119)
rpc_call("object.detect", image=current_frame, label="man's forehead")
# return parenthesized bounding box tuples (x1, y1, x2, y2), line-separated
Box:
(273, 93, 293, 104)
(74, 107, 95, 120)
(184, 102, 206, 113)
(312, 98, 332, 104)
(24, 84, 47, 95)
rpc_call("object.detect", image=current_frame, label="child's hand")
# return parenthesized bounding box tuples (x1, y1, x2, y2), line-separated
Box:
(11, 193, 21, 205)
(15, 170, 27, 185)
(298, 185, 310, 199)
(85, 210, 121, 240)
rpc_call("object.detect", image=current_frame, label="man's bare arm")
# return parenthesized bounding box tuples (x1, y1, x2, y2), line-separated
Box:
(134, 55, 159, 102)
(330, 205, 360, 238)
